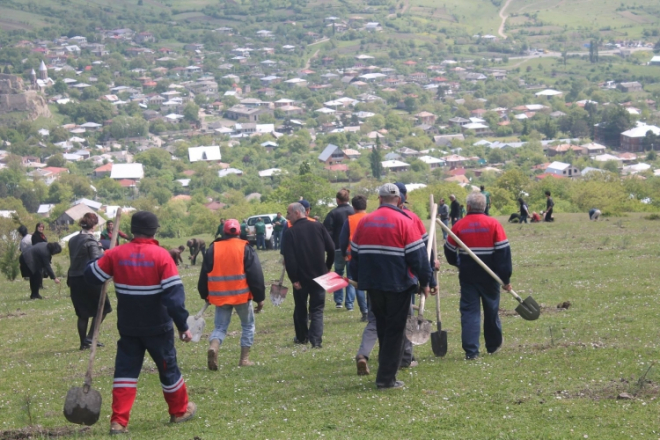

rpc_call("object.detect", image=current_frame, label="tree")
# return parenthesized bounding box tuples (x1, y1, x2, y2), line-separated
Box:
(598, 105, 633, 147)
(370, 137, 383, 180)
(264, 173, 334, 218)
(183, 101, 200, 123)
(299, 161, 311, 175)
(46, 154, 67, 167)
(643, 130, 658, 151)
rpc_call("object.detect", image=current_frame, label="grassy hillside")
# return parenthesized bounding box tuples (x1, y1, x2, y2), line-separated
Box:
(0, 214, 659, 438)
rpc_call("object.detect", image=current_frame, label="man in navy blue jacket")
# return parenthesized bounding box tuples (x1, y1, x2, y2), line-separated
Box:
(85, 211, 196, 435)
(350, 183, 432, 390)
(444, 192, 512, 360)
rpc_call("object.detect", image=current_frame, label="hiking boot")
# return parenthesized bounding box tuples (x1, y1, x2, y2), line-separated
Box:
(377, 380, 404, 390)
(207, 339, 220, 371)
(170, 401, 197, 423)
(293, 337, 308, 345)
(109, 422, 128, 435)
(356, 355, 370, 376)
(360, 312, 368, 322)
(238, 346, 254, 366)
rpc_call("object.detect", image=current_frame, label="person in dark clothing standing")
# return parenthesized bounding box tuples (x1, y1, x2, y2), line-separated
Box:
(449, 194, 461, 225)
(272, 212, 285, 250)
(68, 213, 111, 350)
(518, 198, 530, 224)
(84, 211, 196, 435)
(323, 189, 355, 309)
(282, 202, 335, 348)
(350, 183, 432, 390)
(444, 192, 513, 360)
(544, 191, 555, 222)
(19, 242, 62, 299)
(480, 185, 491, 216)
(437, 198, 450, 240)
(198, 219, 265, 369)
(31, 222, 47, 245)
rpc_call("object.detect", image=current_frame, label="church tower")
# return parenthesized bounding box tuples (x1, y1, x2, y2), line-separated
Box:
(38, 60, 47, 80)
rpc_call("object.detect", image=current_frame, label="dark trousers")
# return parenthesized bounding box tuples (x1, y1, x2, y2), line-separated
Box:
(544, 210, 554, 222)
(292, 281, 325, 346)
(459, 280, 502, 358)
(368, 286, 415, 387)
(111, 331, 188, 426)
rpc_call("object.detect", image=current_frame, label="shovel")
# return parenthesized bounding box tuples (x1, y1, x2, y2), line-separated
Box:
(435, 218, 541, 321)
(186, 302, 209, 343)
(270, 263, 288, 306)
(405, 197, 437, 346)
(428, 197, 448, 357)
(64, 210, 121, 426)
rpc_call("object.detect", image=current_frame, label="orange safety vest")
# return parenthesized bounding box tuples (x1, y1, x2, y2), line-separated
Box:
(346, 211, 367, 260)
(207, 239, 252, 306)
(286, 217, 316, 228)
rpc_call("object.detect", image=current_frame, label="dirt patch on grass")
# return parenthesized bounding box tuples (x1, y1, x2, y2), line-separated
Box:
(0, 311, 27, 319)
(559, 378, 660, 401)
(0, 426, 90, 439)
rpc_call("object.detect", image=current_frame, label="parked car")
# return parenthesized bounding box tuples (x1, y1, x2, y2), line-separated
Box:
(246, 214, 278, 249)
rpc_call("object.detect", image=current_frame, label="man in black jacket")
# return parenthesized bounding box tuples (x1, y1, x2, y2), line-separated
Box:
(323, 189, 355, 309)
(449, 194, 461, 225)
(19, 242, 61, 299)
(282, 202, 335, 348)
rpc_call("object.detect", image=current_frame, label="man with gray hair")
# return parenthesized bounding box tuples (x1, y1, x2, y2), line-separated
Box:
(350, 183, 432, 389)
(444, 192, 513, 360)
(282, 202, 335, 348)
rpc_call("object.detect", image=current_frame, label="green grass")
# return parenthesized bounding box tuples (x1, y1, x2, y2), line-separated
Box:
(1, 214, 659, 438)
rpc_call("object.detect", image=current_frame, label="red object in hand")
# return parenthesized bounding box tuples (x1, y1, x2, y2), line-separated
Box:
(313, 272, 349, 292)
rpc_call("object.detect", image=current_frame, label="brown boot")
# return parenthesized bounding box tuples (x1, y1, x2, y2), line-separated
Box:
(207, 339, 220, 371)
(170, 401, 197, 423)
(356, 355, 370, 376)
(109, 422, 128, 435)
(238, 346, 254, 366)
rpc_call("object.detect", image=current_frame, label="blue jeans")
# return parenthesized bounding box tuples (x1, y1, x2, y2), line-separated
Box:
(273, 230, 282, 249)
(256, 234, 266, 250)
(520, 214, 528, 224)
(210, 301, 255, 347)
(459, 280, 502, 358)
(440, 218, 449, 240)
(332, 250, 347, 306)
(345, 264, 367, 313)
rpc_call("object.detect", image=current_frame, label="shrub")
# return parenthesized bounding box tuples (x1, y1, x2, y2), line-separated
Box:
(0, 240, 20, 281)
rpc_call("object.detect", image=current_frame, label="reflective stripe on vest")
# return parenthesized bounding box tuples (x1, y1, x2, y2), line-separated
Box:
(207, 239, 252, 306)
(346, 212, 367, 261)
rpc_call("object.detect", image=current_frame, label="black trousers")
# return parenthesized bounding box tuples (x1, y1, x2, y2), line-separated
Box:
(292, 281, 325, 346)
(368, 286, 415, 387)
(29, 271, 42, 298)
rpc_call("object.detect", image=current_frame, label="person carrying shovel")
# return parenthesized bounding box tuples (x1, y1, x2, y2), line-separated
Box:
(349, 183, 432, 390)
(84, 211, 196, 435)
(197, 219, 265, 370)
(443, 192, 512, 360)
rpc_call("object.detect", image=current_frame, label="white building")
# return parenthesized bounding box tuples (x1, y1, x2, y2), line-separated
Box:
(188, 146, 221, 162)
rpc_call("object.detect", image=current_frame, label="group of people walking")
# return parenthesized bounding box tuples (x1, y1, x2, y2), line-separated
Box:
(10, 181, 521, 432)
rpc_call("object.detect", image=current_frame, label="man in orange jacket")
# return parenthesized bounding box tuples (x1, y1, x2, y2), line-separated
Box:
(197, 219, 265, 370)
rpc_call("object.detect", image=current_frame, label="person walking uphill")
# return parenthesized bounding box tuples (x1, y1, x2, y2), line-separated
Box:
(349, 183, 432, 390)
(544, 191, 555, 222)
(339, 195, 369, 321)
(444, 192, 512, 360)
(255, 217, 267, 250)
(84, 211, 196, 435)
(282, 202, 335, 348)
(68, 213, 112, 350)
(449, 195, 461, 225)
(19, 242, 62, 299)
(198, 219, 265, 370)
(323, 189, 355, 309)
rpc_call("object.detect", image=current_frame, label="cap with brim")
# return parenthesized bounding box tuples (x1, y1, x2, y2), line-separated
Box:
(378, 183, 400, 198)
(394, 182, 408, 203)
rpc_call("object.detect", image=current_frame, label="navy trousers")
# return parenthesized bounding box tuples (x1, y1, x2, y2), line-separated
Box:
(459, 279, 502, 358)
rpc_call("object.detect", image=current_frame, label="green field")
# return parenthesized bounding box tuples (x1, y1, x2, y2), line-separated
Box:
(1, 214, 658, 438)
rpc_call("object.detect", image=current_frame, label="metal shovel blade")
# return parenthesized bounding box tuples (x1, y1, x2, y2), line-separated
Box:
(270, 282, 288, 306)
(63, 386, 102, 426)
(515, 296, 541, 321)
(406, 316, 432, 346)
(187, 315, 206, 343)
(431, 326, 448, 357)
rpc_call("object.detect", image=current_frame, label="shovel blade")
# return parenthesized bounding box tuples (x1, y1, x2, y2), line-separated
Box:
(515, 296, 541, 321)
(431, 329, 448, 357)
(270, 283, 288, 306)
(63, 386, 102, 426)
(405, 317, 432, 346)
(186, 315, 206, 343)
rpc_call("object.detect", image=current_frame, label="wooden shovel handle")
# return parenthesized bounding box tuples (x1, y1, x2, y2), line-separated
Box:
(278, 262, 286, 285)
(435, 218, 523, 303)
(429, 196, 442, 323)
(84, 210, 121, 390)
